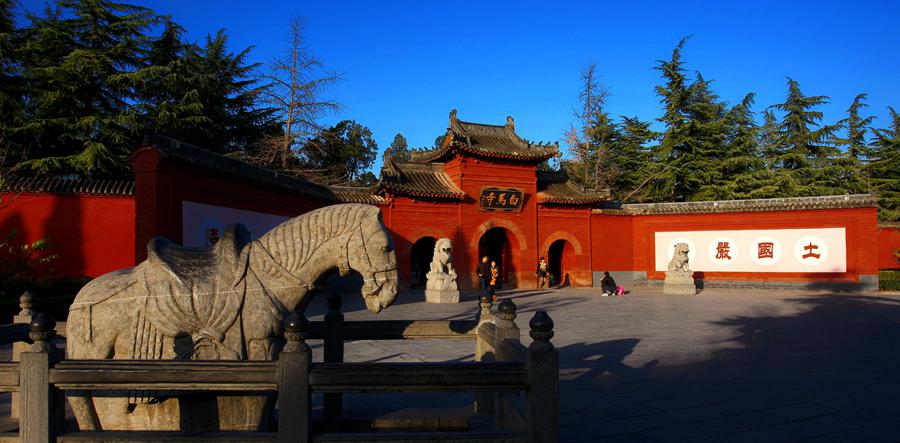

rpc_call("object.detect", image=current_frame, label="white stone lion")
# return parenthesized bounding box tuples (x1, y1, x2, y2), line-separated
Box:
(668, 242, 691, 272)
(426, 238, 457, 291)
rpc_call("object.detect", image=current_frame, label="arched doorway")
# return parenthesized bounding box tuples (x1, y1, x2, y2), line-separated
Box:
(478, 227, 518, 288)
(410, 237, 436, 288)
(548, 239, 575, 287)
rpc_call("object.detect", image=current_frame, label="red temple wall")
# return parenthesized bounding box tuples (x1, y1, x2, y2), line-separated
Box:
(131, 147, 329, 262)
(538, 206, 592, 287)
(590, 207, 879, 283)
(590, 214, 635, 272)
(379, 198, 461, 288)
(0, 192, 135, 279)
(879, 225, 900, 270)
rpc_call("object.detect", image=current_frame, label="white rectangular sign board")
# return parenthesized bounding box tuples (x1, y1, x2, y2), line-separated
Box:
(182, 201, 289, 247)
(654, 228, 847, 273)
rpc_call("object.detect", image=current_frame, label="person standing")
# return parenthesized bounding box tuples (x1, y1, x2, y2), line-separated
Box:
(489, 260, 501, 301)
(475, 255, 490, 296)
(536, 257, 549, 289)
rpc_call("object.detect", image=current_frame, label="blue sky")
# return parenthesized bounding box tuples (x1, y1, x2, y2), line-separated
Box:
(18, 0, 900, 171)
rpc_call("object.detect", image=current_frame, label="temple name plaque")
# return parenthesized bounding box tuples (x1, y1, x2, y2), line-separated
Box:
(479, 187, 524, 212)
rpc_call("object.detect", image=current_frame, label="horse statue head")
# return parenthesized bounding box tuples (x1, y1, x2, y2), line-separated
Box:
(253, 203, 398, 313)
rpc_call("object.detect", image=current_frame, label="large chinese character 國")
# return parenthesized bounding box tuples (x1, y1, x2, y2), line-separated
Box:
(802, 243, 821, 259)
(497, 193, 508, 206)
(757, 242, 774, 259)
(715, 241, 732, 260)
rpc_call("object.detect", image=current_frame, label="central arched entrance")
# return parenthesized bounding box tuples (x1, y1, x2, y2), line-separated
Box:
(548, 239, 575, 287)
(478, 227, 519, 288)
(410, 236, 436, 288)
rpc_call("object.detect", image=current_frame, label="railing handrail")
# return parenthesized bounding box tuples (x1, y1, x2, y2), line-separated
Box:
(309, 361, 528, 392)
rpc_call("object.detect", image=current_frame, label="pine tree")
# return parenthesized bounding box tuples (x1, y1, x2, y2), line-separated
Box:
(137, 16, 208, 144)
(720, 94, 776, 199)
(17, 0, 157, 176)
(302, 120, 377, 184)
(870, 107, 900, 220)
(613, 116, 656, 202)
(0, 0, 27, 167)
(390, 133, 410, 161)
(680, 72, 730, 201)
(768, 78, 840, 195)
(647, 37, 691, 202)
(564, 62, 618, 191)
(833, 93, 875, 194)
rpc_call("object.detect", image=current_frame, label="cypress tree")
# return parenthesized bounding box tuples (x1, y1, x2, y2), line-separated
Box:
(17, 0, 157, 176)
(768, 78, 840, 195)
(390, 133, 410, 161)
(870, 107, 900, 220)
(613, 116, 656, 202)
(648, 37, 691, 202)
(833, 94, 875, 194)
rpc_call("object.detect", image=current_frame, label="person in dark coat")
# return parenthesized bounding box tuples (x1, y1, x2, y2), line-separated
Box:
(475, 256, 490, 296)
(601, 271, 617, 296)
(536, 257, 549, 290)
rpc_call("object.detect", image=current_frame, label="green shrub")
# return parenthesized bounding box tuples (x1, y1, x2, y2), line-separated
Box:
(881, 270, 900, 292)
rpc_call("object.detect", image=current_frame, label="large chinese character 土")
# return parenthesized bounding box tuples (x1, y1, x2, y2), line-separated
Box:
(508, 193, 519, 206)
(498, 192, 508, 206)
(757, 242, 774, 259)
(802, 242, 821, 259)
(715, 241, 732, 260)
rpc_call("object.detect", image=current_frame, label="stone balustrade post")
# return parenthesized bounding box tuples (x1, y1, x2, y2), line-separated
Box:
(323, 292, 344, 417)
(527, 311, 558, 443)
(474, 294, 495, 415)
(278, 312, 311, 443)
(12, 291, 35, 420)
(20, 312, 64, 443)
(495, 299, 521, 350)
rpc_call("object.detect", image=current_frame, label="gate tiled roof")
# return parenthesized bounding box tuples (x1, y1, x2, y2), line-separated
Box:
(536, 171, 611, 205)
(410, 109, 559, 163)
(378, 156, 465, 200)
(4, 176, 135, 196)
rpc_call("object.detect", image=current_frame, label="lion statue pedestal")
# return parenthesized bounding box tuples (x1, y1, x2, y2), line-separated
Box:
(425, 238, 460, 303)
(664, 242, 697, 295)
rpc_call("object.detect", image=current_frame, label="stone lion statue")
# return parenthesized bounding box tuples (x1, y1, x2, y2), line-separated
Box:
(66, 204, 398, 431)
(426, 238, 457, 291)
(668, 242, 691, 272)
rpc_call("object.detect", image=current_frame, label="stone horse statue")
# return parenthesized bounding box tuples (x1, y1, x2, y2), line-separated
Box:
(66, 204, 398, 431)
(668, 242, 691, 272)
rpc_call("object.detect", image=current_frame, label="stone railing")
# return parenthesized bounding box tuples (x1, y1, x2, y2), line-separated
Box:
(0, 292, 558, 443)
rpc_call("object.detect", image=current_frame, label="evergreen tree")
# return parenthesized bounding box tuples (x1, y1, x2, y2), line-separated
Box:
(680, 72, 730, 201)
(613, 116, 656, 201)
(137, 16, 208, 145)
(758, 109, 780, 170)
(720, 93, 776, 199)
(564, 62, 618, 191)
(183, 30, 274, 153)
(0, 0, 27, 167)
(389, 133, 410, 161)
(833, 93, 875, 194)
(870, 107, 900, 220)
(17, 0, 157, 176)
(647, 38, 691, 202)
(768, 78, 841, 195)
(302, 120, 377, 184)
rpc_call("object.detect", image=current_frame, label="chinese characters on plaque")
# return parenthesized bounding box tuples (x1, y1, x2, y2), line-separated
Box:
(479, 187, 524, 212)
(657, 228, 845, 273)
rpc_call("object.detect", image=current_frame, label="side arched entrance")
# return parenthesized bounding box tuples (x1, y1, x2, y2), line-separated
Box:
(548, 239, 576, 287)
(410, 236, 436, 288)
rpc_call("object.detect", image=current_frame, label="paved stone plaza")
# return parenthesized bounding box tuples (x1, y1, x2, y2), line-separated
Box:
(306, 286, 900, 442)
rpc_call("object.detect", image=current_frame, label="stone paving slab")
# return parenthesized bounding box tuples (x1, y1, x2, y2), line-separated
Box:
(304, 286, 900, 442)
